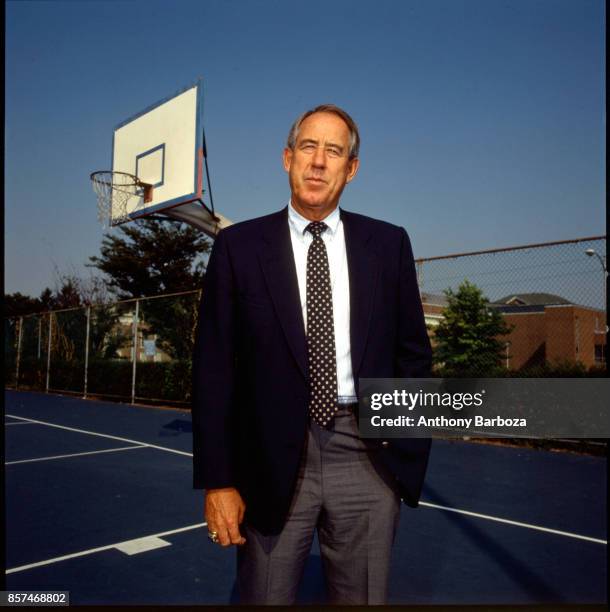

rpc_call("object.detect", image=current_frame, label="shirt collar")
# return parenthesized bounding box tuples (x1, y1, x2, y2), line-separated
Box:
(288, 200, 340, 237)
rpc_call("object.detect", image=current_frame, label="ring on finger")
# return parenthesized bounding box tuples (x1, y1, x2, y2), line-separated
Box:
(208, 530, 219, 544)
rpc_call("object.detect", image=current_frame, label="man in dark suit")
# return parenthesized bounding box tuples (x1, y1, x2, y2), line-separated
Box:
(192, 104, 432, 605)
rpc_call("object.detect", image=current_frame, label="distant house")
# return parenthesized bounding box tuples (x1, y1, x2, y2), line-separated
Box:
(420, 291, 606, 369)
(490, 293, 606, 369)
(115, 312, 172, 363)
(420, 292, 448, 329)
(492, 292, 571, 309)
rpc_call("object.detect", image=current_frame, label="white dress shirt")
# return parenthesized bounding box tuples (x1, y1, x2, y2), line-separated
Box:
(287, 202, 357, 404)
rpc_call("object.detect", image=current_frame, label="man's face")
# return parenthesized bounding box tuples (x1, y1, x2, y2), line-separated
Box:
(283, 112, 359, 219)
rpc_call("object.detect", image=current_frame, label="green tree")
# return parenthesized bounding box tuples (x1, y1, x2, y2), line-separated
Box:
(4, 293, 43, 317)
(49, 278, 83, 309)
(433, 280, 512, 375)
(5, 272, 116, 371)
(5, 270, 109, 316)
(88, 218, 211, 298)
(88, 219, 212, 360)
(4, 283, 82, 317)
(39, 288, 55, 311)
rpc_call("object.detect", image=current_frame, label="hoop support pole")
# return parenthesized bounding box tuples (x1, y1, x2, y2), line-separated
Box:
(83, 306, 91, 399)
(46, 313, 53, 393)
(131, 300, 139, 405)
(202, 125, 215, 216)
(15, 317, 23, 389)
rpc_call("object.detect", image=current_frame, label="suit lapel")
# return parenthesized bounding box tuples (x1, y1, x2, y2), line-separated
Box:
(258, 207, 308, 380)
(341, 209, 379, 381)
(257, 207, 379, 384)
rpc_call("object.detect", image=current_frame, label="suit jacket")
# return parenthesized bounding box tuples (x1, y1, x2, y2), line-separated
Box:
(192, 206, 432, 535)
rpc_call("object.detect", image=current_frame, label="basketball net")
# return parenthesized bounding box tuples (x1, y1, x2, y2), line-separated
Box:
(90, 171, 152, 227)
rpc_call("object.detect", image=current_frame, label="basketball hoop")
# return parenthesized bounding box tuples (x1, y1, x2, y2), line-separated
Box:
(90, 171, 153, 227)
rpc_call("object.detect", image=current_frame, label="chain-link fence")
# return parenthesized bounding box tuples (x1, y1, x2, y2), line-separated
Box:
(5, 290, 202, 406)
(416, 236, 606, 376)
(4, 237, 607, 404)
(5, 317, 19, 388)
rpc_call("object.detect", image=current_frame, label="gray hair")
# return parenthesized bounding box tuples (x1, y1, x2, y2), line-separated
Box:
(286, 104, 360, 159)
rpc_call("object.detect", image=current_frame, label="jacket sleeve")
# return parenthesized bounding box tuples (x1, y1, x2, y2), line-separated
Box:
(396, 228, 433, 378)
(192, 229, 238, 489)
(384, 229, 433, 509)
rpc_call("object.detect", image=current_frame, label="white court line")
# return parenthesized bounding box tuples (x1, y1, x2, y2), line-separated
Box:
(6, 445, 148, 465)
(5, 421, 36, 425)
(5, 499, 607, 575)
(6, 522, 207, 574)
(5, 415, 605, 552)
(5, 414, 192, 457)
(115, 536, 172, 556)
(420, 501, 607, 545)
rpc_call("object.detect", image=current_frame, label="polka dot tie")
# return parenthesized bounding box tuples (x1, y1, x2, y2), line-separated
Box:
(305, 221, 338, 427)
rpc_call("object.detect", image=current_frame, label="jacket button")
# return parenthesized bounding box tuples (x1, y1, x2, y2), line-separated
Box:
(381, 441, 389, 447)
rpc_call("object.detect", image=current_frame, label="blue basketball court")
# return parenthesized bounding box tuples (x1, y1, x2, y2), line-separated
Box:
(4, 389, 606, 605)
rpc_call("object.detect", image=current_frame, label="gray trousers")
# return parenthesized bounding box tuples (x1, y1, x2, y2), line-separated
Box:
(237, 408, 401, 605)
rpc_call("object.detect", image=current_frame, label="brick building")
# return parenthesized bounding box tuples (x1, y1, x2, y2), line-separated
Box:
(420, 292, 448, 329)
(491, 293, 606, 369)
(420, 291, 606, 369)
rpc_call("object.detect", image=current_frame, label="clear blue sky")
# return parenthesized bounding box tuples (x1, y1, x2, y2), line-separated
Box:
(5, 0, 605, 297)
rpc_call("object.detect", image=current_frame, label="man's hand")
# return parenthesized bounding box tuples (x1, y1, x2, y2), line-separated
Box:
(205, 487, 246, 547)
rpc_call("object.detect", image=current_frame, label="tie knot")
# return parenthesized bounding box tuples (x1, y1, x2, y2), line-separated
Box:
(305, 221, 328, 239)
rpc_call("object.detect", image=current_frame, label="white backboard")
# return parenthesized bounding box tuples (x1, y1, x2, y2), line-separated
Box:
(111, 81, 204, 223)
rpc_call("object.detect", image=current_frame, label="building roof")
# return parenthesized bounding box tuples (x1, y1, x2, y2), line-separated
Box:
(492, 292, 572, 306)
(420, 292, 449, 306)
